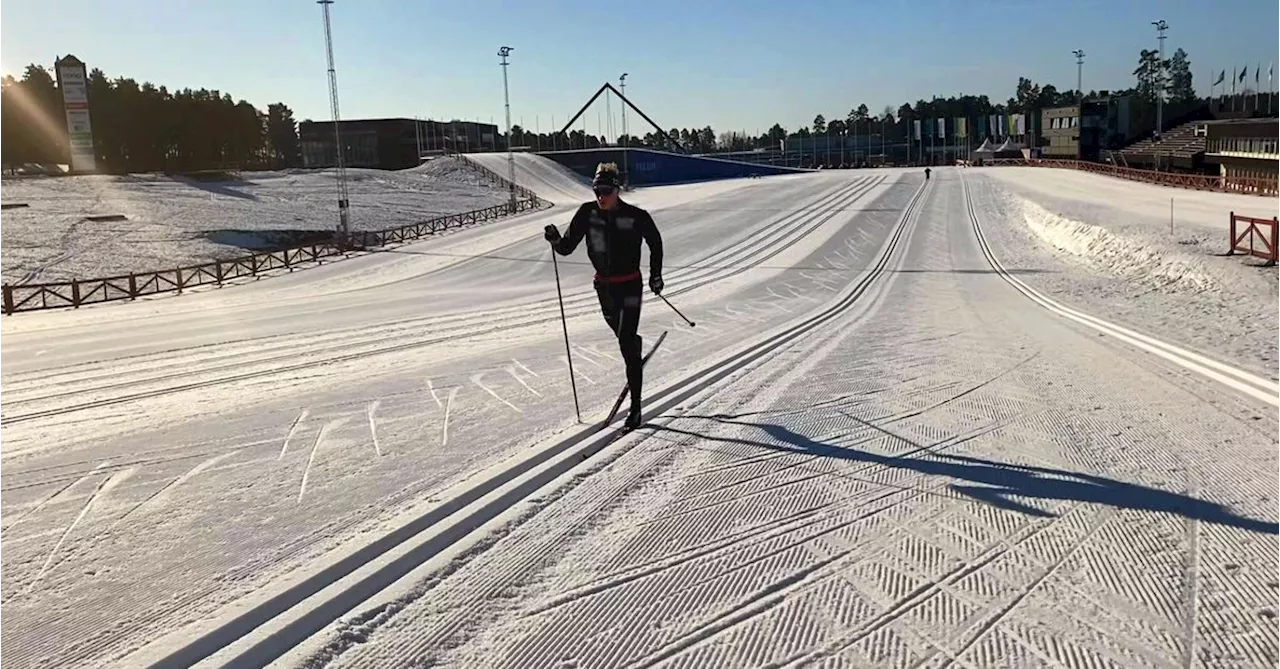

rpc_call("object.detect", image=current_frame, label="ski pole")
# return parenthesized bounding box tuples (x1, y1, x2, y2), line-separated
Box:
(550, 250, 582, 423)
(657, 292, 696, 327)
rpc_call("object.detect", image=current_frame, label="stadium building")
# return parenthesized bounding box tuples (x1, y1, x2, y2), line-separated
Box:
(299, 118, 500, 170)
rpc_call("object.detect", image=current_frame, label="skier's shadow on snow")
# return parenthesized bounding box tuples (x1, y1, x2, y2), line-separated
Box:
(657, 416, 1278, 535)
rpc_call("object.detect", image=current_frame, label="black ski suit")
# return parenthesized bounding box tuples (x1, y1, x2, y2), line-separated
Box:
(552, 199, 663, 407)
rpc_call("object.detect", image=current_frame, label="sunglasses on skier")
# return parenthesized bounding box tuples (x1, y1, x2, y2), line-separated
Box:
(593, 185, 618, 197)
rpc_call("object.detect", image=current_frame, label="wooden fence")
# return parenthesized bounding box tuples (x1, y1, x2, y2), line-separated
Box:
(1228, 212, 1278, 265)
(985, 159, 1278, 197)
(3, 193, 545, 315)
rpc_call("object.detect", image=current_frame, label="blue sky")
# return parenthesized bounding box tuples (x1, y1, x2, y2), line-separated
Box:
(2, 0, 1276, 136)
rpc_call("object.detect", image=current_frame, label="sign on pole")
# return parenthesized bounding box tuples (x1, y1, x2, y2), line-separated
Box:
(55, 54, 96, 173)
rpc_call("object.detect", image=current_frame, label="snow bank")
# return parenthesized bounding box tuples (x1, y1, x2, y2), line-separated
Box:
(973, 171, 1278, 380)
(0, 160, 509, 284)
(1014, 196, 1219, 294)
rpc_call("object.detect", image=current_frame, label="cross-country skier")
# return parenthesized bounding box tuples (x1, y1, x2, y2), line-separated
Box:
(925, 167, 931, 180)
(544, 162, 664, 429)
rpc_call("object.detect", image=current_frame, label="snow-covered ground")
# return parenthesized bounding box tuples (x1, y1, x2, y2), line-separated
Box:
(0, 157, 509, 285)
(977, 166, 1278, 380)
(1, 160, 1275, 669)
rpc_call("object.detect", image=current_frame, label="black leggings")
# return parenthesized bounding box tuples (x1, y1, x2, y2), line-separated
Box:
(594, 279, 644, 404)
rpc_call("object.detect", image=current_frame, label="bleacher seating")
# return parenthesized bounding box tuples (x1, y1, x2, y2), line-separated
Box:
(1119, 120, 1205, 168)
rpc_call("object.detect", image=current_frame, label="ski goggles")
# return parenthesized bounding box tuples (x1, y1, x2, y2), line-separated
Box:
(593, 185, 618, 196)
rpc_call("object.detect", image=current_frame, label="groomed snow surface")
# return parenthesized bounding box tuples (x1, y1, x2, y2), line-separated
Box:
(1, 157, 1276, 669)
(0, 156, 510, 285)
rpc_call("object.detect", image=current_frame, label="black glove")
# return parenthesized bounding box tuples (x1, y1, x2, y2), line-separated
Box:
(543, 224, 561, 244)
(649, 274, 664, 295)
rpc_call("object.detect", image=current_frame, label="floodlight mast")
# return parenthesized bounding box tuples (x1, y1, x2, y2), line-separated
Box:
(499, 46, 517, 210)
(319, 0, 350, 240)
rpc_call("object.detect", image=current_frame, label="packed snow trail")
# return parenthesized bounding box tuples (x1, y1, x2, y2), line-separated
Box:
(0, 170, 902, 669)
(464, 152, 593, 204)
(303, 173, 1278, 669)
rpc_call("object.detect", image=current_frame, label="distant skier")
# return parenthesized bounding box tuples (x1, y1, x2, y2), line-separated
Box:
(925, 167, 931, 180)
(544, 162, 664, 429)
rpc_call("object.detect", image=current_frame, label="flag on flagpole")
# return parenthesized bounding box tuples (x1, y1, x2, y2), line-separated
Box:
(937, 118, 945, 139)
(1213, 70, 1225, 86)
(913, 119, 921, 141)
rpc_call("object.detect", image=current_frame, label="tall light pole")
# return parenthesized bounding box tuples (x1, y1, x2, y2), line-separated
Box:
(1072, 49, 1086, 105)
(414, 116, 422, 164)
(1152, 20, 1168, 138)
(619, 73, 628, 186)
(318, 0, 350, 240)
(498, 46, 516, 210)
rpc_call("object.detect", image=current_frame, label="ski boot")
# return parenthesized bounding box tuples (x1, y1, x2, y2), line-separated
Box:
(624, 398, 643, 430)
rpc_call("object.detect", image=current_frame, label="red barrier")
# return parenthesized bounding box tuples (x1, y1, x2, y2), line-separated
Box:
(1228, 212, 1279, 265)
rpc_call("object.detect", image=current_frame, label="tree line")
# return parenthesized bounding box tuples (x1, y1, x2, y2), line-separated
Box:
(2, 47, 1200, 173)
(512, 48, 1199, 155)
(1, 64, 302, 172)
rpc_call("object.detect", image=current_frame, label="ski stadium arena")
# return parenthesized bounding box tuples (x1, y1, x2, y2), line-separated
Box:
(2, 81, 1278, 669)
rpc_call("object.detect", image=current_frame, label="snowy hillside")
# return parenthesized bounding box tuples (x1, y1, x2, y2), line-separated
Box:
(0, 157, 509, 284)
(1, 163, 1276, 669)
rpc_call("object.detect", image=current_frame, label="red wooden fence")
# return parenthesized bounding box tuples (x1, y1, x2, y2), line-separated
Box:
(1228, 212, 1278, 265)
(985, 159, 1278, 197)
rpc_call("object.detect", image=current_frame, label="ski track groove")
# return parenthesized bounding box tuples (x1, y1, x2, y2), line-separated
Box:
(426, 378, 443, 409)
(298, 420, 340, 502)
(31, 174, 1272, 669)
(511, 358, 540, 378)
(45, 173, 1254, 669)
(21, 467, 127, 596)
(441, 387, 458, 447)
(281, 177, 930, 668)
(279, 408, 309, 460)
(109, 449, 244, 528)
(4, 432, 282, 493)
(505, 365, 543, 398)
(471, 373, 523, 414)
(3, 177, 885, 426)
(366, 401, 383, 457)
(1, 461, 109, 537)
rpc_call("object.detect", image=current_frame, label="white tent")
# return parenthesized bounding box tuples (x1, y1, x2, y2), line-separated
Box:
(994, 138, 1022, 153)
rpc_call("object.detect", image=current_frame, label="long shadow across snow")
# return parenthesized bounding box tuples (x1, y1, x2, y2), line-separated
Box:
(655, 415, 1278, 535)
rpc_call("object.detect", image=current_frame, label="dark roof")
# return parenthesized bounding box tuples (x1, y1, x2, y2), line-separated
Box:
(300, 118, 497, 127)
(1201, 118, 1276, 126)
